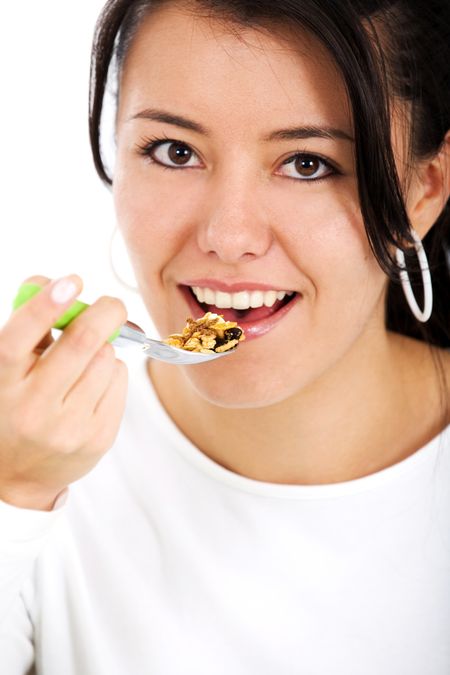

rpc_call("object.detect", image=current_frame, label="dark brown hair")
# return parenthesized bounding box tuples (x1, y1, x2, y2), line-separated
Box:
(89, 0, 449, 349)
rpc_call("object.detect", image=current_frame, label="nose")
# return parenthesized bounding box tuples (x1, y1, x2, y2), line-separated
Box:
(196, 175, 273, 264)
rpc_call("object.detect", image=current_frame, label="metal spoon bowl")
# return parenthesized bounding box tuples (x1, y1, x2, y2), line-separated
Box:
(114, 321, 237, 365)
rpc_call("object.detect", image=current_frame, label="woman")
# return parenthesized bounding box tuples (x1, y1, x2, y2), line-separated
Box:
(1, 0, 449, 672)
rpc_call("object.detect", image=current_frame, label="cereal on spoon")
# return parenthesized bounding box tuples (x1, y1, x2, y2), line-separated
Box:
(164, 312, 245, 354)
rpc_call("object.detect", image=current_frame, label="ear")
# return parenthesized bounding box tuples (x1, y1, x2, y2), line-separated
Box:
(407, 129, 450, 238)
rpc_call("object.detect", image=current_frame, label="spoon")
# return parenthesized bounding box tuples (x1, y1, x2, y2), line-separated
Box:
(13, 283, 237, 365)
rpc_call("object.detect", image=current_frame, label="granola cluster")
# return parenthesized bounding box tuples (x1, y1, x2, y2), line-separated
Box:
(164, 312, 245, 354)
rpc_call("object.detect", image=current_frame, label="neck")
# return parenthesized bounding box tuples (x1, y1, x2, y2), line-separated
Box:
(148, 331, 442, 485)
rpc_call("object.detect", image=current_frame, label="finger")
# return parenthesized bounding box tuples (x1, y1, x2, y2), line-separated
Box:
(0, 274, 82, 383)
(18, 277, 55, 356)
(62, 342, 117, 412)
(89, 359, 128, 453)
(27, 295, 127, 401)
(22, 331, 56, 376)
(23, 279, 55, 368)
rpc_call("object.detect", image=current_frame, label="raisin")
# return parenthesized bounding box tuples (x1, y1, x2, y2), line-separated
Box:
(213, 328, 242, 351)
(224, 327, 243, 341)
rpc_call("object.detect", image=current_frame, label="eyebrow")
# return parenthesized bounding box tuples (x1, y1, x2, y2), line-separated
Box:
(129, 108, 355, 143)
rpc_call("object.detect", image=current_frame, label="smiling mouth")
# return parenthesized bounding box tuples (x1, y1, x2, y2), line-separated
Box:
(184, 285, 298, 323)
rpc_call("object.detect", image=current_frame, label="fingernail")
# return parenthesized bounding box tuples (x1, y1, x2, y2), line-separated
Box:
(50, 277, 78, 304)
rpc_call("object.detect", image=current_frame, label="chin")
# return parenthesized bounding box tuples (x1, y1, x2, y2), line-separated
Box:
(179, 353, 306, 409)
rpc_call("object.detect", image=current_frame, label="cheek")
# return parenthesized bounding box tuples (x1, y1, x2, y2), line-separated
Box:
(113, 165, 188, 288)
(112, 171, 168, 326)
(114, 169, 167, 250)
(281, 198, 381, 297)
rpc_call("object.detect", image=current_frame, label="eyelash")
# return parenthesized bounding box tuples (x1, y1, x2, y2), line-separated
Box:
(135, 134, 340, 183)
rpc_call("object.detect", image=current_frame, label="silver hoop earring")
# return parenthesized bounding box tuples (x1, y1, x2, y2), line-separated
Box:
(109, 226, 140, 293)
(395, 229, 433, 323)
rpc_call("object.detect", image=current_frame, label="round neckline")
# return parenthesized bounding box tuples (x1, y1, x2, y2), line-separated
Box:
(129, 352, 448, 500)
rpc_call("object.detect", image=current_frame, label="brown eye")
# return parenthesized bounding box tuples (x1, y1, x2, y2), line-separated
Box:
(294, 156, 319, 177)
(278, 153, 336, 182)
(148, 140, 200, 168)
(167, 143, 192, 165)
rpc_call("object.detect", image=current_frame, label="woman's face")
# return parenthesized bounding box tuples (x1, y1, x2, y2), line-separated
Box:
(113, 4, 393, 407)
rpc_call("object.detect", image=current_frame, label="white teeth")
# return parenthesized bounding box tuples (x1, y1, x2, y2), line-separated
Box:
(190, 286, 294, 310)
(250, 290, 264, 308)
(215, 291, 232, 309)
(264, 290, 277, 307)
(203, 288, 215, 305)
(193, 286, 204, 303)
(232, 291, 251, 310)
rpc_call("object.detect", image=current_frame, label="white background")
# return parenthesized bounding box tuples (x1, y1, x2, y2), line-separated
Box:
(0, 1, 153, 333)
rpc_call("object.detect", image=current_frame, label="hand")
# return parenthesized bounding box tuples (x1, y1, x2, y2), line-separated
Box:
(0, 275, 128, 510)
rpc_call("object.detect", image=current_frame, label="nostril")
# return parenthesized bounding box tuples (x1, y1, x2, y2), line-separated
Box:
(205, 249, 259, 262)
(201, 241, 272, 265)
(197, 216, 273, 262)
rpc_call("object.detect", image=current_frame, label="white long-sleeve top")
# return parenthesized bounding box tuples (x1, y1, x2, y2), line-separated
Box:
(1, 350, 449, 675)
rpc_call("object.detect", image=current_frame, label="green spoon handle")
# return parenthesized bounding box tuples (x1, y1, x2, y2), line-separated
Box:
(12, 283, 121, 344)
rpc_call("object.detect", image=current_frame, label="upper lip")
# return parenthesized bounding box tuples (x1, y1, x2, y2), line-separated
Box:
(181, 279, 297, 293)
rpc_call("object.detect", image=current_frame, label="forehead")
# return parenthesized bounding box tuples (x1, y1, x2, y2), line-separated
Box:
(117, 3, 353, 134)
